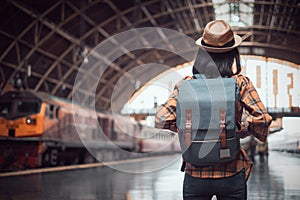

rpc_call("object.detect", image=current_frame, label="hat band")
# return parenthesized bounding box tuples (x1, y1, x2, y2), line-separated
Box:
(201, 39, 235, 48)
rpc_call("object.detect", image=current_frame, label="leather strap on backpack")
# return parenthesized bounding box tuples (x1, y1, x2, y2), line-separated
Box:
(219, 108, 232, 159)
(185, 109, 192, 149)
(219, 108, 226, 149)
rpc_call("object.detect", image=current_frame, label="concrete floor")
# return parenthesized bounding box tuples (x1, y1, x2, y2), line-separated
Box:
(0, 152, 299, 200)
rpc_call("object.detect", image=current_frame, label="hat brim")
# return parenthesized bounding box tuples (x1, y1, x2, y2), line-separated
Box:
(195, 35, 242, 53)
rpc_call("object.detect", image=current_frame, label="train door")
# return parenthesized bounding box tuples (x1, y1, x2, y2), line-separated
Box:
(55, 106, 61, 138)
(98, 117, 110, 138)
(110, 120, 117, 140)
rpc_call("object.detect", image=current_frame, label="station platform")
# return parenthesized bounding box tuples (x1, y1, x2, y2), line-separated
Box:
(0, 151, 299, 200)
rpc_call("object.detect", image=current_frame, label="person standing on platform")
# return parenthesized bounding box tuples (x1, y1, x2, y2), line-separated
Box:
(155, 20, 272, 200)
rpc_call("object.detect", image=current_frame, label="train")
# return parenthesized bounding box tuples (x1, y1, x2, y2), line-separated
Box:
(240, 136, 269, 161)
(0, 89, 180, 171)
(240, 126, 300, 161)
(268, 129, 300, 154)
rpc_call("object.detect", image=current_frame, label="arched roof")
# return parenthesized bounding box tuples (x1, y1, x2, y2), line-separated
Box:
(1, 0, 300, 112)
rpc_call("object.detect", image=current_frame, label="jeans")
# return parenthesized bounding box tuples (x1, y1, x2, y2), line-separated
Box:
(183, 169, 247, 200)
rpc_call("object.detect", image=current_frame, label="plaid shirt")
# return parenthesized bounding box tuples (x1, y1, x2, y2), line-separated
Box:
(155, 74, 272, 180)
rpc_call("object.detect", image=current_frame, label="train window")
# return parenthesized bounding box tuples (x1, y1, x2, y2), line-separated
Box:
(111, 121, 118, 140)
(55, 107, 60, 120)
(49, 105, 54, 119)
(98, 117, 109, 138)
(0, 102, 12, 116)
(92, 129, 97, 139)
(45, 104, 55, 119)
(16, 101, 40, 114)
(45, 104, 49, 116)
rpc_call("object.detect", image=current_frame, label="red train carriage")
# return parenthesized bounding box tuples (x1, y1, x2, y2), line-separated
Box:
(138, 126, 180, 153)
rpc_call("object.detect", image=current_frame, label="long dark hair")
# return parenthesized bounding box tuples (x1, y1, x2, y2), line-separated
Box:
(192, 48, 241, 78)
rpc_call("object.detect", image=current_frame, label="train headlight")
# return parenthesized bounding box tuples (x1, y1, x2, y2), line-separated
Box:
(26, 117, 36, 125)
(26, 117, 31, 124)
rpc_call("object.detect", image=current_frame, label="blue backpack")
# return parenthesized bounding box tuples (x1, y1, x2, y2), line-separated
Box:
(176, 74, 240, 166)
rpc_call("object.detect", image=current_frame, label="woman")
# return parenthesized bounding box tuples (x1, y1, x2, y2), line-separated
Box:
(155, 20, 272, 199)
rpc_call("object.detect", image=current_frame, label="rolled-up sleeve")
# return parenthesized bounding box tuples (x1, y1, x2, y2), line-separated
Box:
(155, 86, 178, 132)
(239, 76, 272, 142)
(155, 77, 192, 132)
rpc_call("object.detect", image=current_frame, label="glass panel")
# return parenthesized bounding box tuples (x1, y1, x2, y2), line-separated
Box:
(16, 101, 40, 114)
(212, 0, 254, 27)
(0, 102, 12, 116)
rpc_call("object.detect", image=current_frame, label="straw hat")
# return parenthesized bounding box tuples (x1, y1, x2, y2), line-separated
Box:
(196, 20, 242, 53)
